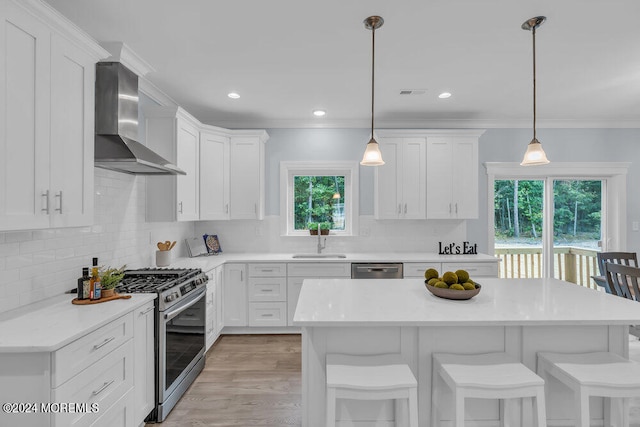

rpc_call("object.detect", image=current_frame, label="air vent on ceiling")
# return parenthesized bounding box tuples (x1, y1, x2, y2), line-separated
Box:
(399, 89, 427, 95)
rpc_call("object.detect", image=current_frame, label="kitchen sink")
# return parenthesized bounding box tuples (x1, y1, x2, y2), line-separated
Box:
(291, 253, 347, 259)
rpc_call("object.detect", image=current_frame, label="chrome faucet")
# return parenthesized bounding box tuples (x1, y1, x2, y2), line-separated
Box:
(317, 225, 326, 254)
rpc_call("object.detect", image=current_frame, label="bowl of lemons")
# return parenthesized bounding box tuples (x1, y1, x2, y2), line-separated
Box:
(424, 268, 481, 300)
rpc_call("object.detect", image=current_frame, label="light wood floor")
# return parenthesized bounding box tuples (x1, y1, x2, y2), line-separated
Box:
(155, 334, 302, 426)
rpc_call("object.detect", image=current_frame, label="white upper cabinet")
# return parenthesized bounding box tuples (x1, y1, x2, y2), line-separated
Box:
(426, 132, 483, 219)
(375, 137, 426, 219)
(0, 0, 106, 231)
(145, 106, 200, 222)
(229, 131, 269, 220)
(200, 128, 230, 220)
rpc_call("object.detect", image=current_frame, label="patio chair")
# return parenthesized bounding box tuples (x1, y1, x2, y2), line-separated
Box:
(592, 252, 638, 294)
(604, 261, 640, 338)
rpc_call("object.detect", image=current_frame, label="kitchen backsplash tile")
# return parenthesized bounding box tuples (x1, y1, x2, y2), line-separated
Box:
(0, 168, 194, 314)
(195, 216, 467, 254)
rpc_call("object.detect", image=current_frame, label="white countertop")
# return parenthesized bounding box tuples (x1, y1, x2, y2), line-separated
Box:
(167, 252, 499, 271)
(0, 294, 156, 353)
(293, 277, 640, 327)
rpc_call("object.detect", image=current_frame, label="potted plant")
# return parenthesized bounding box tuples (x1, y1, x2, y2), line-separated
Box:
(99, 265, 126, 298)
(319, 221, 332, 235)
(307, 222, 319, 235)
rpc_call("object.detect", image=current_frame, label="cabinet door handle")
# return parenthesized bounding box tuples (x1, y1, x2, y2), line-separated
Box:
(254, 203, 257, 214)
(455, 203, 458, 214)
(179, 201, 183, 214)
(398, 204, 401, 214)
(92, 379, 115, 396)
(54, 191, 63, 214)
(93, 336, 115, 350)
(41, 190, 50, 214)
(225, 204, 229, 213)
(404, 203, 407, 214)
(449, 203, 452, 214)
(240, 271, 243, 281)
(140, 306, 154, 315)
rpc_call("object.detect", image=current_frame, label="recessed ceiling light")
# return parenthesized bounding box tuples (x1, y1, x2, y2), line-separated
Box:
(438, 92, 452, 99)
(227, 92, 240, 99)
(313, 109, 326, 117)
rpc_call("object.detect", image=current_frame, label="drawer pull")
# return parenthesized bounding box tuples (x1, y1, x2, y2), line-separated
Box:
(140, 306, 154, 315)
(261, 313, 274, 317)
(260, 269, 274, 272)
(92, 379, 115, 396)
(261, 289, 273, 292)
(93, 336, 115, 350)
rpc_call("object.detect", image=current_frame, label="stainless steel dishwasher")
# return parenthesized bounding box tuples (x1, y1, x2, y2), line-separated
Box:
(351, 263, 403, 279)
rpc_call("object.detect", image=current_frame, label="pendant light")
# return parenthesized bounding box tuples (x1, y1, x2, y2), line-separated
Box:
(360, 16, 385, 166)
(520, 16, 550, 166)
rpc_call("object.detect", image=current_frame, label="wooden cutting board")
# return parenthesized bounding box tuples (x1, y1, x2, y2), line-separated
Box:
(72, 294, 131, 305)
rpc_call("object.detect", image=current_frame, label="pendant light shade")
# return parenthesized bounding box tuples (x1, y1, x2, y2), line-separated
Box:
(360, 16, 385, 166)
(521, 138, 549, 165)
(520, 16, 550, 166)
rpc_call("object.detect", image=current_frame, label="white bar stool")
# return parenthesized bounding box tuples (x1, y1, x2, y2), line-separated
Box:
(537, 351, 640, 427)
(325, 353, 418, 427)
(432, 352, 547, 427)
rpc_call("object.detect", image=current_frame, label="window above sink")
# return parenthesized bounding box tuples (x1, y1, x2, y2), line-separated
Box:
(280, 161, 359, 237)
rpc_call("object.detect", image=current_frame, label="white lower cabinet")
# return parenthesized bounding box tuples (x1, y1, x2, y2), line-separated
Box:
(223, 263, 247, 327)
(248, 263, 287, 327)
(0, 300, 154, 427)
(403, 262, 442, 278)
(133, 301, 155, 423)
(206, 266, 224, 351)
(52, 340, 133, 427)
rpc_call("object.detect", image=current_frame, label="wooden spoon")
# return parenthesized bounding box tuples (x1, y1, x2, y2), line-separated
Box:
(157, 242, 166, 251)
(168, 241, 176, 251)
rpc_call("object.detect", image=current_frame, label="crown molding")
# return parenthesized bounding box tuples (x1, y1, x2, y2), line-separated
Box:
(100, 42, 156, 77)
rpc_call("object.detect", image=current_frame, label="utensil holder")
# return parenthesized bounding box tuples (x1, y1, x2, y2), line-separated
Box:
(156, 250, 171, 267)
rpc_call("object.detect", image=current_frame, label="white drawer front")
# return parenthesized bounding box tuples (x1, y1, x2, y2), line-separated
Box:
(248, 302, 287, 327)
(287, 262, 350, 277)
(248, 277, 287, 302)
(53, 313, 133, 387)
(248, 263, 287, 277)
(441, 262, 499, 277)
(403, 262, 442, 278)
(52, 340, 133, 427)
(90, 389, 134, 427)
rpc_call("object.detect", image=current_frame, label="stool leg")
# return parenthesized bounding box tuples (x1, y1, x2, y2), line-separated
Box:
(535, 387, 547, 427)
(621, 398, 629, 427)
(453, 389, 465, 427)
(408, 387, 418, 427)
(499, 399, 506, 427)
(395, 397, 406, 427)
(574, 389, 589, 427)
(431, 376, 440, 427)
(326, 387, 336, 427)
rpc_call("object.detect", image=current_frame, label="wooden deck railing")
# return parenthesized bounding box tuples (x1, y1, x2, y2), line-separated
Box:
(494, 247, 600, 290)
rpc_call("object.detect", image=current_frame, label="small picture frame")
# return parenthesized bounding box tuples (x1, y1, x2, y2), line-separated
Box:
(203, 234, 222, 254)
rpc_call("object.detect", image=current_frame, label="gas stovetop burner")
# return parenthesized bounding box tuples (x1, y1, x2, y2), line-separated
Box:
(118, 267, 204, 294)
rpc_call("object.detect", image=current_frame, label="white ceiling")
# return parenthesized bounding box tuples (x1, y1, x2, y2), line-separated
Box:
(46, 0, 640, 129)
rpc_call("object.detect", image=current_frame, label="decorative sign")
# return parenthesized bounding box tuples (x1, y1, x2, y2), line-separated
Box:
(438, 241, 478, 255)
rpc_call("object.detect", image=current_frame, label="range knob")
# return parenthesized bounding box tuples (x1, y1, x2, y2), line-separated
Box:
(165, 292, 179, 302)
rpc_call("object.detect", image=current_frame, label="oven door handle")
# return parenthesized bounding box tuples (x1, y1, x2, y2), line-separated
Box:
(164, 288, 206, 321)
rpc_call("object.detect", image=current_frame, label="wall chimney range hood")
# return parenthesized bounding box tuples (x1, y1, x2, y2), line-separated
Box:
(95, 62, 185, 175)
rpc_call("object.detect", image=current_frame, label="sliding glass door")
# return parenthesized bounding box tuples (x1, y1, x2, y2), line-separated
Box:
(488, 162, 627, 289)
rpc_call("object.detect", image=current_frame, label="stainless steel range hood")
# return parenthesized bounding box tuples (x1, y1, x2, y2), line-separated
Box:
(95, 62, 186, 175)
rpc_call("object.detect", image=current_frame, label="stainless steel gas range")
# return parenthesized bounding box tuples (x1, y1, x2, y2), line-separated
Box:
(117, 268, 208, 422)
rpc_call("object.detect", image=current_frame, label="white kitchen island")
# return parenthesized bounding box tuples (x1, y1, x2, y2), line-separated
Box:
(293, 278, 640, 426)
